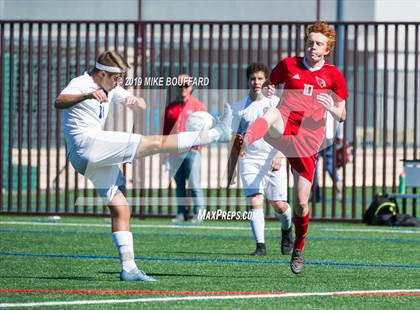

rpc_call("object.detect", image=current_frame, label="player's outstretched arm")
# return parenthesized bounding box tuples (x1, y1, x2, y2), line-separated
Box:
(124, 96, 146, 111)
(55, 89, 107, 109)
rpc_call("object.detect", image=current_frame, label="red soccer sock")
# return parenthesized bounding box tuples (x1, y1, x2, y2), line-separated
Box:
(293, 211, 309, 251)
(244, 118, 269, 146)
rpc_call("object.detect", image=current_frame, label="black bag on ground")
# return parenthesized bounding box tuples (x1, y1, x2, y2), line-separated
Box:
(363, 194, 399, 225)
(370, 213, 419, 227)
(393, 213, 419, 227)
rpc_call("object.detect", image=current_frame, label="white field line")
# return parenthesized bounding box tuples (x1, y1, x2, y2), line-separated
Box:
(0, 221, 420, 234)
(0, 289, 419, 308)
(1, 221, 420, 234)
(0, 221, 279, 231)
(321, 228, 420, 234)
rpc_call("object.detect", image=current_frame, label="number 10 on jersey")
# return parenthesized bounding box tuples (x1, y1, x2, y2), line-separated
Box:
(303, 83, 314, 96)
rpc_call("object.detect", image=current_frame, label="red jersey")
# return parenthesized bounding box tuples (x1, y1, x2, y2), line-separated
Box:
(163, 96, 206, 135)
(271, 56, 348, 122)
(267, 57, 348, 181)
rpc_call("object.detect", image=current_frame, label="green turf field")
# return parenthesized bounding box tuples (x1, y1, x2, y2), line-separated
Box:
(0, 215, 419, 309)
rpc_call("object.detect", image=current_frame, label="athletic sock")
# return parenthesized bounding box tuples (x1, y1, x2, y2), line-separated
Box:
(293, 211, 309, 251)
(275, 204, 292, 230)
(250, 208, 265, 244)
(244, 118, 269, 146)
(112, 231, 138, 272)
(177, 129, 220, 152)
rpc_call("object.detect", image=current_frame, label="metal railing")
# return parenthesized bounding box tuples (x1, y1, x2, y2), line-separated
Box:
(0, 20, 418, 220)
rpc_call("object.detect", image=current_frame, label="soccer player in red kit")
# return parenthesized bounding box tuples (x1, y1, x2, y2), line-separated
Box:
(242, 22, 348, 274)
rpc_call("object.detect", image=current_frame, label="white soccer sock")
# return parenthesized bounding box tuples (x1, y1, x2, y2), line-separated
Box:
(177, 129, 220, 152)
(275, 204, 292, 230)
(112, 231, 138, 272)
(250, 208, 265, 244)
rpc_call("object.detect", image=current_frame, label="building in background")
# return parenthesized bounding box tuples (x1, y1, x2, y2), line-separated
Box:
(0, 0, 419, 22)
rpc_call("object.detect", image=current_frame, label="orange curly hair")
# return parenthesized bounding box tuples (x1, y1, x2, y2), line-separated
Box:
(304, 22, 336, 56)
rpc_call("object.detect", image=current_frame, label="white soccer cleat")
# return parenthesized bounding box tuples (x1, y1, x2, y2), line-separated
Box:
(120, 268, 158, 282)
(171, 213, 186, 224)
(215, 103, 233, 142)
(191, 213, 203, 224)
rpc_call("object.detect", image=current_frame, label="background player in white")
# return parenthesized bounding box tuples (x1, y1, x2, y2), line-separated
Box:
(55, 50, 232, 281)
(232, 63, 292, 256)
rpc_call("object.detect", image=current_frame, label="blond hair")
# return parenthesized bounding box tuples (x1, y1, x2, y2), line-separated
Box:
(94, 50, 130, 72)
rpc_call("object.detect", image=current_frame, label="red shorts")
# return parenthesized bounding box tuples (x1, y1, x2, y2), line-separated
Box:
(263, 109, 324, 183)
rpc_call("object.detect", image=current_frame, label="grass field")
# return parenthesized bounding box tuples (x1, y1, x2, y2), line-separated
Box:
(0, 215, 419, 309)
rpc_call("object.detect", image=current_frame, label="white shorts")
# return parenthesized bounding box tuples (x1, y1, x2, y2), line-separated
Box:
(240, 158, 288, 201)
(68, 130, 142, 203)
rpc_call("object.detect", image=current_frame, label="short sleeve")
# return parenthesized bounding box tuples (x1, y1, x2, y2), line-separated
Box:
(60, 78, 83, 95)
(331, 69, 348, 102)
(110, 86, 131, 104)
(270, 59, 288, 86)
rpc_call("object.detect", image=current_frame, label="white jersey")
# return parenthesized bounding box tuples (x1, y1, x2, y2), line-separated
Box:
(232, 95, 280, 163)
(60, 72, 131, 154)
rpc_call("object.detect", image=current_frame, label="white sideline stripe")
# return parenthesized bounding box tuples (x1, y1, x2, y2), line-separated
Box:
(0, 289, 419, 308)
(2, 221, 420, 233)
(0, 221, 279, 231)
(322, 228, 420, 234)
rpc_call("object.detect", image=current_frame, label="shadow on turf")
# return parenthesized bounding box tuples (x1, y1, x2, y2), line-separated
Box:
(151, 250, 253, 256)
(99, 271, 271, 279)
(1, 275, 97, 281)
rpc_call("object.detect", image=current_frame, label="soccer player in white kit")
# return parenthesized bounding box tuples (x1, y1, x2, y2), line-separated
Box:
(55, 50, 232, 281)
(232, 63, 292, 256)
